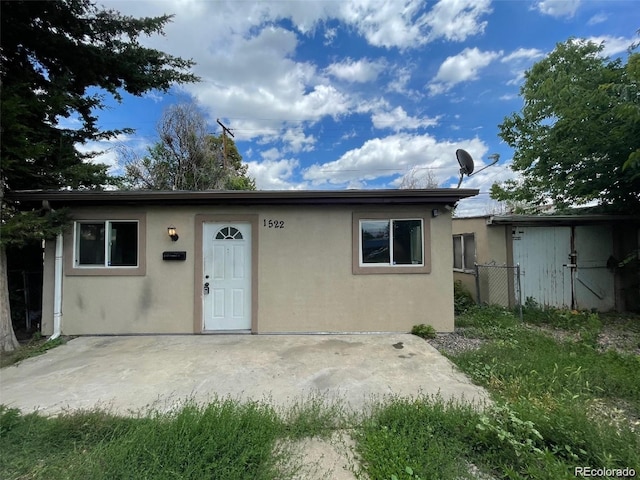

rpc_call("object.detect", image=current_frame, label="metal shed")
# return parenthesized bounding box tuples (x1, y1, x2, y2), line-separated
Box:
(453, 214, 640, 312)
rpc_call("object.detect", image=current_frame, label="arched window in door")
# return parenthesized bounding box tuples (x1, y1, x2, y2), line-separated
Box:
(215, 226, 243, 240)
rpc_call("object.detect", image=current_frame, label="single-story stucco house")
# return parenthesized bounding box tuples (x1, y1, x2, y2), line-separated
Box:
(452, 214, 640, 312)
(9, 188, 478, 336)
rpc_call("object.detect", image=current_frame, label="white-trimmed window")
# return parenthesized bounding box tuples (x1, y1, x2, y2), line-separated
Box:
(75, 221, 138, 268)
(360, 219, 423, 267)
(453, 233, 475, 272)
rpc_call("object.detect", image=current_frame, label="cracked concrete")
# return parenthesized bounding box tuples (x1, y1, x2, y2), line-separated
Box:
(0, 334, 488, 415)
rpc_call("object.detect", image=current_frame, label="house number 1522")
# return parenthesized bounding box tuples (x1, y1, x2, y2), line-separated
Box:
(263, 219, 285, 228)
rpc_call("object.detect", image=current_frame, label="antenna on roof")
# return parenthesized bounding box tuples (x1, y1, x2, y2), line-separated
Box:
(455, 150, 500, 188)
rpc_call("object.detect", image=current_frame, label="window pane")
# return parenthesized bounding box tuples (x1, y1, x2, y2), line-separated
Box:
(110, 222, 138, 266)
(453, 236, 462, 269)
(79, 223, 105, 265)
(393, 220, 422, 265)
(361, 220, 390, 264)
(463, 234, 475, 270)
(216, 226, 243, 240)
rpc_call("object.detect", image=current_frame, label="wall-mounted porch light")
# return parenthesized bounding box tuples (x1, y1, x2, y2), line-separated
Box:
(431, 208, 440, 218)
(168, 225, 179, 242)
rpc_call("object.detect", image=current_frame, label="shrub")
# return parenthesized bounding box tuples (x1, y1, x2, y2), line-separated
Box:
(454, 280, 475, 315)
(411, 324, 437, 339)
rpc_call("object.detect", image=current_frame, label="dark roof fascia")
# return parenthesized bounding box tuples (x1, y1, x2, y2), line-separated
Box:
(486, 214, 640, 226)
(6, 189, 479, 208)
(452, 215, 491, 221)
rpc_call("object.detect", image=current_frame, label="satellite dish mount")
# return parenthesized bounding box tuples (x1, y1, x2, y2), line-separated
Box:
(455, 149, 500, 188)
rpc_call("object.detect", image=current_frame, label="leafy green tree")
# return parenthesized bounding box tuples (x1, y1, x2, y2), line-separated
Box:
(0, 0, 198, 352)
(206, 134, 256, 191)
(491, 39, 640, 213)
(123, 103, 255, 191)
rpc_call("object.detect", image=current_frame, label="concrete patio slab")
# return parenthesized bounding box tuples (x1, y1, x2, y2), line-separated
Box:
(0, 334, 489, 415)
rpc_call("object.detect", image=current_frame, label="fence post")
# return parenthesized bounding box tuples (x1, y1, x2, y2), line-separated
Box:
(474, 263, 481, 305)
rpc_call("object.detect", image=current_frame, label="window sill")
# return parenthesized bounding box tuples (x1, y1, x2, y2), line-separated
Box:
(66, 266, 146, 276)
(354, 264, 430, 275)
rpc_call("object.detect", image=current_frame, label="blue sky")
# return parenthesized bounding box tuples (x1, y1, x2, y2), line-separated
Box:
(80, 0, 638, 216)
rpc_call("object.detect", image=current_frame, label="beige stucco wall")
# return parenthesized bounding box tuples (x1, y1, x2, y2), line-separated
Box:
(42, 204, 456, 335)
(256, 205, 452, 332)
(452, 217, 510, 303)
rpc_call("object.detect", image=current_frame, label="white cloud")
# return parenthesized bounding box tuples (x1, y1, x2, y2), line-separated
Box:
(76, 133, 146, 175)
(325, 58, 386, 83)
(246, 158, 305, 190)
(183, 24, 352, 145)
(281, 128, 316, 153)
(387, 66, 419, 97)
(324, 27, 338, 45)
(423, 0, 492, 42)
(303, 133, 489, 187)
(450, 163, 520, 216)
(89, 0, 570, 197)
(587, 13, 608, 26)
(585, 35, 635, 58)
(502, 47, 545, 87)
(501, 48, 545, 63)
(99, 0, 493, 157)
(259, 148, 281, 162)
(505, 72, 526, 87)
(338, 0, 428, 49)
(371, 106, 439, 131)
(428, 47, 501, 95)
(100, 2, 351, 152)
(142, 91, 164, 103)
(534, 0, 580, 18)
(499, 93, 519, 101)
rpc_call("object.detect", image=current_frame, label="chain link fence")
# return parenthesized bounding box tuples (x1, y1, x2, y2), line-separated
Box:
(474, 263, 523, 320)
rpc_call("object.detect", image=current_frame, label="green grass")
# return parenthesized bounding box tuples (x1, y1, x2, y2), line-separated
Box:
(355, 396, 480, 480)
(1, 399, 290, 480)
(0, 335, 67, 368)
(355, 307, 640, 480)
(453, 306, 640, 412)
(0, 395, 349, 480)
(2, 306, 639, 480)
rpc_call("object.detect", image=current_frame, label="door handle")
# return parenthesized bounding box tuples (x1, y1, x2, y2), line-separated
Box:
(204, 282, 210, 295)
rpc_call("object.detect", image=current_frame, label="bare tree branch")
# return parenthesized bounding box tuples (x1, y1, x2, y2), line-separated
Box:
(398, 168, 439, 189)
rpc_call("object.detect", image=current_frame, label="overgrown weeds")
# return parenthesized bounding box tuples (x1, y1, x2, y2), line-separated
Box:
(355, 396, 480, 480)
(411, 323, 436, 339)
(2, 305, 639, 479)
(454, 280, 476, 315)
(521, 298, 604, 347)
(444, 304, 640, 478)
(1, 400, 292, 480)
(454, 307, 639, 411)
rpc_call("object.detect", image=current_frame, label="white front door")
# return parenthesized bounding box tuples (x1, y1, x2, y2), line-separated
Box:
(203, 223, 251, 331)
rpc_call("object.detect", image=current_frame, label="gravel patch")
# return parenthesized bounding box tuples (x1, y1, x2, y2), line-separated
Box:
(429, 320, 640, 358)
(525, 323, 640, 356)
(597, 322, 640, 355)
(427, 329, 487, 356)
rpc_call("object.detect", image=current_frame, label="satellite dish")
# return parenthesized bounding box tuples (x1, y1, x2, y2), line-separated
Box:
(456, 149, 474, 188)
(455, 150, 500, 188)
(456, 149, 474, 175)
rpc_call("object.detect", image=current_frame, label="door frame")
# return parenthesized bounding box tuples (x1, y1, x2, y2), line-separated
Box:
(194, 214, 259, 333)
